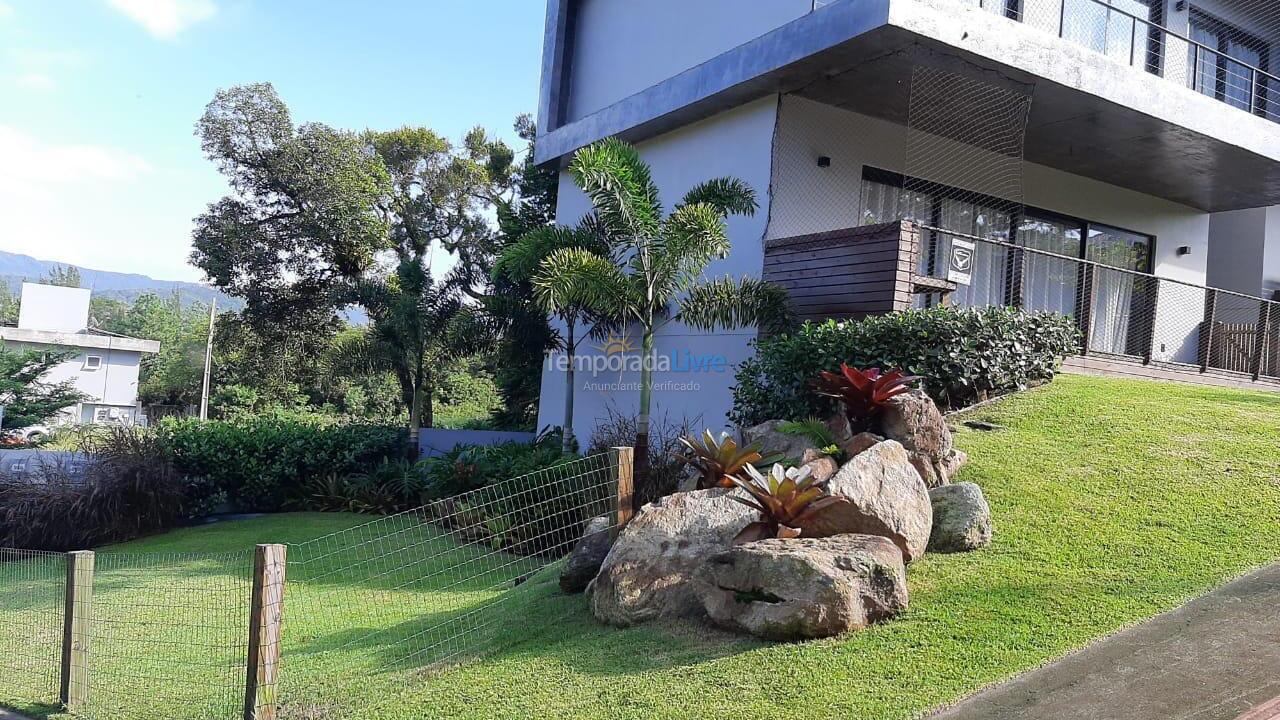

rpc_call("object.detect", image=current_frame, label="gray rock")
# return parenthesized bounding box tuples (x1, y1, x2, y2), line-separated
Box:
(800, 440, 933, 563)
(800, 448, 839, 483)
(559, 516, 613, 594)
(928, 482, 993, 553)
(844, 431, 884, 458)
(694, 535, 909, 640)
(881, 389, 953, 462)
(742, 419, 820, 463)
(910, 448, 971, 488)
(588, 488, 758, 626)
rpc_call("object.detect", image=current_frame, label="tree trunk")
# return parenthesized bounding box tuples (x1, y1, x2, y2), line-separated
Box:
(562, 318, 577, 453)
(635, 327, 655, 495)
(408, 384, 423, 461)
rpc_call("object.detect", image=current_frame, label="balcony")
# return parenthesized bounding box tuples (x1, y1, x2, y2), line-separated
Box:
(966, 0, 1279, 126)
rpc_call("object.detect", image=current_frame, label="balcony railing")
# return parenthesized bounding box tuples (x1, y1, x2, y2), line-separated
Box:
(915, 225, 1280, 381)
(970, 0, 1280, 125)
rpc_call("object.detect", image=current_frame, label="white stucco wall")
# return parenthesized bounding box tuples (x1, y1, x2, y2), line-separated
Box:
(565, 0, 810, 121)
(766, 96, 1212, 363)
(8, 342, 143, 411)
(537, 96, 780, 443)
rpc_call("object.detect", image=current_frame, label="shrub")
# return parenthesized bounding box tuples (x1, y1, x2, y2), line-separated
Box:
(158, 416, 407, 513)
(0, 426, 184, 551)
(731, 306, 1079, 425)
(419, 432, 578, 501)
(674, 430, 782, 490)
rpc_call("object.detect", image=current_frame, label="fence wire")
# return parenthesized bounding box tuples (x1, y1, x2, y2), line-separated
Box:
(0, 549, 65, 707)
(280, 450, 621, 704)
(917, 225, 1280, 379)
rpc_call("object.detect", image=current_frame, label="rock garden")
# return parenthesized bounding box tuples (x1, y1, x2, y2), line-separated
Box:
(560, 364, 994, 642)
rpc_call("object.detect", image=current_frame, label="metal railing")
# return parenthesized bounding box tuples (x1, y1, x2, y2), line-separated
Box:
(971, 0, 1280, 124)
(916, 225, 1280, 381)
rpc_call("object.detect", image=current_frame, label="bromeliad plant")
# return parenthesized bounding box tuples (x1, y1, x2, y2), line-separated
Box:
(814, 364, 920, 432)
(674, 430, 783, 490)
(729, 463, 844, 544)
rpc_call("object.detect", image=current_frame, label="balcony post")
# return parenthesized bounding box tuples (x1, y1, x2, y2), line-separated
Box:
(1201, 289, 1218, 373)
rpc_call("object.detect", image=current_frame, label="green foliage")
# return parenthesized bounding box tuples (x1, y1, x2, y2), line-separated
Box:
(434, 361, 502, 429)
(42, 264, 81, 288)
(93, 292, 212, 408)
(0, 426, 183, 550)
(0, 344, 87, 429)
(158, 416, 407, 512)
(731, 306, 1080, 426)
(776, 417, 837, 450)
(419, 434, 578, 501)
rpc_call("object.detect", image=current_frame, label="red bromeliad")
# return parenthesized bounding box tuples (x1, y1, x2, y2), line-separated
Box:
(813, 364, 920, 432)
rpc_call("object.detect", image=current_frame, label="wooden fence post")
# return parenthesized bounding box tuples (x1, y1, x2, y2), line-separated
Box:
(244, 543, 287, 720)
(60, 550, 94, 712)
(612, 447, 635, 540)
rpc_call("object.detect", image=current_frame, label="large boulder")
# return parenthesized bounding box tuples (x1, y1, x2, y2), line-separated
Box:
(880, 389, 953, 462)
(742, 420, 820, 463)
(588, 488, 757, 626)
(910, 448, 970, 488)
(800, 440, 932, 563)
(928, 482, 993, 553)
(694, 535, 909, 640)
(559, 516, 612, 594)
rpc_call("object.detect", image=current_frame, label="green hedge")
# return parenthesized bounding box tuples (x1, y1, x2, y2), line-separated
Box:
(731, 306, 1079, 426)
(158, 416, 407, 513)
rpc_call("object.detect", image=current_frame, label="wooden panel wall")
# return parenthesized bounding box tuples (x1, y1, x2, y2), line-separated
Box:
(763, 221, 916, 323)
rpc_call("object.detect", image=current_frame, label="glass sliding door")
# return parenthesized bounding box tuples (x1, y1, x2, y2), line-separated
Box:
(1017, 213, 1082, 317)
(1086, 225, 1152, 355)
(1189, 8, 1270, 115)
(1062, 0, 1157, 69)
(938, 199, 1011, 308)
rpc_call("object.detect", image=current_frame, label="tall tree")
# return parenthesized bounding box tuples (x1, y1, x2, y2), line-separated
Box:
(534, 138, 793, 483)
(495, 223, 609, 450)
(42, 265, 81, 288)
(483, 115, 560, 429)
(190, 84, 517, 437)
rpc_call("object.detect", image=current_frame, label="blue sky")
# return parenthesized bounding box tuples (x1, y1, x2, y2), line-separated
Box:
(0, 0, 545, 283)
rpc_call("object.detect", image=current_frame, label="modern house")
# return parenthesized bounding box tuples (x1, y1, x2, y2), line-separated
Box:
(0, 283, 160, 427)
(534, 0, 1280, 436)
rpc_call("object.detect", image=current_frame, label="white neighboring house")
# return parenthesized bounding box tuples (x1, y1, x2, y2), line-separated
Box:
(0, 283, 160, 428)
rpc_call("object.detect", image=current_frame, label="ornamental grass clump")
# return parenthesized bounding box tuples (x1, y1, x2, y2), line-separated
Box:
(728, 463, 843, 544)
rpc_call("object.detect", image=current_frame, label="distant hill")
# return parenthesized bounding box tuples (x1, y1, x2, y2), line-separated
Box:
(0, 250, 243, 311)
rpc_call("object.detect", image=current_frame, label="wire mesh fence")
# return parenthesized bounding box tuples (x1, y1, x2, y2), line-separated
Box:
(0, 449, 628, 719)
(916, 224, 1280, 380)
(0, 549, 65, 708)
(283, 450, 621, 679)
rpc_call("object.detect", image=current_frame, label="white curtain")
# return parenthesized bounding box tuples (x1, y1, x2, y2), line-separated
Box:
(1089, 268, 1134, 354)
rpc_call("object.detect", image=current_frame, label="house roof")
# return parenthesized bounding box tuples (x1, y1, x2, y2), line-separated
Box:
(0, 326, 160, 354)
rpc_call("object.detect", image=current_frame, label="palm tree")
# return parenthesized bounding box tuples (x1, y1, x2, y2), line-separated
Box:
(533, 138, 792, 484)
(338, 254, 488, 454)
(494, 223, 611, 452)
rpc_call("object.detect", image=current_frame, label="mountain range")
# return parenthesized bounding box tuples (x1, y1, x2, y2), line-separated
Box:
(0, 249, 243, 311)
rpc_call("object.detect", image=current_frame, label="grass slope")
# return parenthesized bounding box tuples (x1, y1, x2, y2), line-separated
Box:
(4, 374, 1280, 719)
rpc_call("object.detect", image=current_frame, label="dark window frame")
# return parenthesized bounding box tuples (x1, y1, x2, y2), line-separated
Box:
(1189, 5, 1272, 116)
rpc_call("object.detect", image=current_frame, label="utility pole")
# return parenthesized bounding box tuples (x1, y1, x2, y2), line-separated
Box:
(199, 298, 217, 420)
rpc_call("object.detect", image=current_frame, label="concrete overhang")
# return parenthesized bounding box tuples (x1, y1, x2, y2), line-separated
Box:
(0, 327, 160, 354)
(536, 0, 1280, 212)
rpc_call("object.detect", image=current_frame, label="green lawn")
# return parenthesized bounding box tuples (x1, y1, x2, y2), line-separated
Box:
(4, 374, 1280, 719)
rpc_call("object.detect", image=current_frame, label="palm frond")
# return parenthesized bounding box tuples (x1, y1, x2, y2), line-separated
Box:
(569, 138, 662, 242)
(492, 225, 585, 283)
(651, 203, 731, 295)
(532, 247, 632, 320)
(678, 276, 795, 334)
(679, 177, 758, 217)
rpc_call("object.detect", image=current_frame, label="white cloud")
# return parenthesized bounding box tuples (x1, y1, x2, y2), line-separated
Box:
(106, 0, 217, 39)
(13, 72, 55, 91)
(0, 126, 152, 183)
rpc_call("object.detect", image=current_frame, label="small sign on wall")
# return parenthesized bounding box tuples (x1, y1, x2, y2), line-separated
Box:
(947, 239, 976, 286)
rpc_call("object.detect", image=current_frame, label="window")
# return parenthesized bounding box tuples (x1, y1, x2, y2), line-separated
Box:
(1189, 8, 1270, 114)
(83, 355, 102, 371)
(1062, 0, 1163, 72)
(859, 167, 1156, 355)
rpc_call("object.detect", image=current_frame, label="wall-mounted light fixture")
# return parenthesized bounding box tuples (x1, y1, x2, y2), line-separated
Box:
(817, 156, 831, 168)
(1177, 245, 1192, 256)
